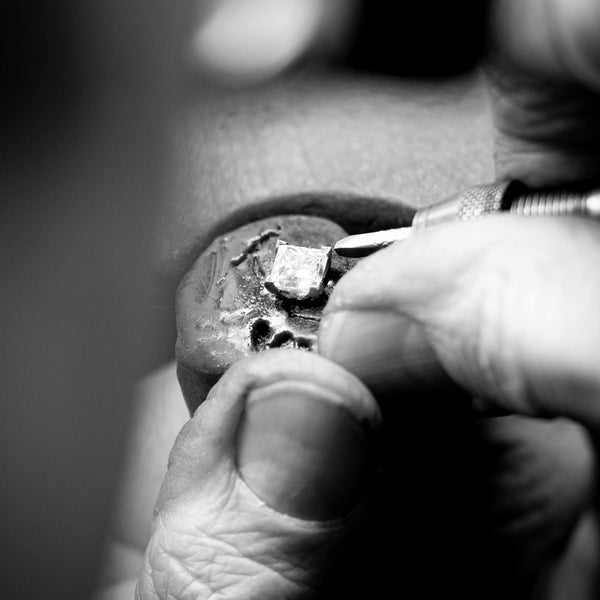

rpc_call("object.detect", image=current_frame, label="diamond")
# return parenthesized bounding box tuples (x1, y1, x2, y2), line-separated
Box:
(264, 241, 332, 300)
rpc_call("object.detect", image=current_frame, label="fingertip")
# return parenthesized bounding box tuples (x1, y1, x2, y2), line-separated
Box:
(230, 351, 382, 520)
(173, 350, 383, 520)
(237, 378, 378, 520)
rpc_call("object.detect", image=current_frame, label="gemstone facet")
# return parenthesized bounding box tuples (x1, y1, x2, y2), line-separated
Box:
(265, 241, 332, 300)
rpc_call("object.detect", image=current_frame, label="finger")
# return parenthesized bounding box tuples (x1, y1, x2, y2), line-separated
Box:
(137, 349, 381, 600)
(319, 215, 600, 428)
(474, 415, 594, 597)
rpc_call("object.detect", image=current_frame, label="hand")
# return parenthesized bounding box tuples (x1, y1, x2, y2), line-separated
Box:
(317, 0, 600, 596)
(100, 1, 600, 599)
(128, 216, 600, 600)
(135, 350, 383, 600)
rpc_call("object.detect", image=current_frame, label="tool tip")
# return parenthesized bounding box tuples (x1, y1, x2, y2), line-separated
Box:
(334, 227, 413, 257)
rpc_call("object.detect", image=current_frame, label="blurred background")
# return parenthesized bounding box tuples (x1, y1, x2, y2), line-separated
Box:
(187, 0, 487, 84)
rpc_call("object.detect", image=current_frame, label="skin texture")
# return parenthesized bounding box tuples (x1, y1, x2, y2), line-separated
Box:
(317, 0, 600, 596)
(100, 70, 496, 599)
(99, 1, 600, 599)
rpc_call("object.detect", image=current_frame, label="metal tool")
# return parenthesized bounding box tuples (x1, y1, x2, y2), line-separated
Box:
(334, 180, 600, 257)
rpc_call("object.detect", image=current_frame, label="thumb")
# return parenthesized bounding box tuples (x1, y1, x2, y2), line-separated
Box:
(319, 214, 600, 428)
(137, 349, 381, 600)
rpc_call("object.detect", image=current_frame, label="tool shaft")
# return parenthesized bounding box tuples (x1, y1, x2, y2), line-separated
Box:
(334, 181, 600, 257)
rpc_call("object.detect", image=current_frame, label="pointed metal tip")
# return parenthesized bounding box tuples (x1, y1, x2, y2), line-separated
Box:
(333, 227, 413, 257)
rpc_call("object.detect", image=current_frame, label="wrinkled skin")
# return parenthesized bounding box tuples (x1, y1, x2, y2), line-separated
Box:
(97, 1, 600, 600)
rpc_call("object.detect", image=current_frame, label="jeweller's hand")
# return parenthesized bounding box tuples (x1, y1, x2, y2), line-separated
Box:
(136, 350, 381, 600)
(319, 214, 600, 597)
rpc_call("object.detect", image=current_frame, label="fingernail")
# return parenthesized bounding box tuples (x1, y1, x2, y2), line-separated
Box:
(319, 310, 451, 395)
(236, 381, 376, 520)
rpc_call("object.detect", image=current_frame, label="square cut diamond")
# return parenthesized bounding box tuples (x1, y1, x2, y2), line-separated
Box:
(265, 241, 332, 300)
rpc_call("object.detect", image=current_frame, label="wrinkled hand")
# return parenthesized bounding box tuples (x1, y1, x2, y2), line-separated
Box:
(136, 350, 382, 600)
(136, 214, 600, 598)
(315, 0, 600, 595)
(319, 215, 599, 596)
(135, 218, 600, 599)
(132, 1, 600, 599)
